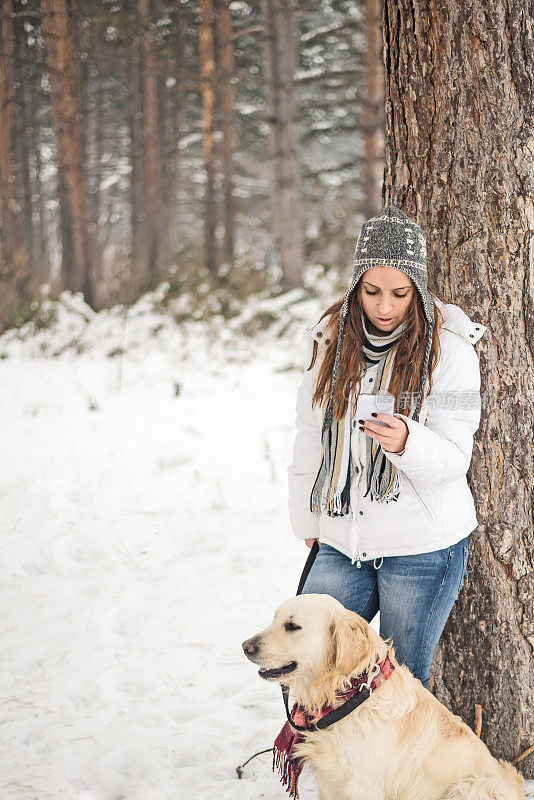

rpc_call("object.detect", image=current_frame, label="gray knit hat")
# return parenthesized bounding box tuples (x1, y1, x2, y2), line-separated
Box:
(349, 205, 434, 327)
(324, 205, 435, 432)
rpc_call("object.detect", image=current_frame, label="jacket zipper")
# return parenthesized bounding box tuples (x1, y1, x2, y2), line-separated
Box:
(350, 521, 361, 567)
(350, 496, 362, 568)
(406, 477, 435, 523)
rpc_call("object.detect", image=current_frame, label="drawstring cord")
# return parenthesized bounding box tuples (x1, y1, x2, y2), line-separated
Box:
(373, 556, 384, 570)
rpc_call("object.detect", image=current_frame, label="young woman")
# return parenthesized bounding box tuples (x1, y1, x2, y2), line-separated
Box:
(288, 206, 487, 689)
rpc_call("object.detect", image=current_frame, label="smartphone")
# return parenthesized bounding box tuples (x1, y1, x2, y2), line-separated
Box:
(355, 392, 395, 427)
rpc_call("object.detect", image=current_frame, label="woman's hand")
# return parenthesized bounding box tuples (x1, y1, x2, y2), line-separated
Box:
(305, 538, 320, 548)
(358, 413, 409, 454)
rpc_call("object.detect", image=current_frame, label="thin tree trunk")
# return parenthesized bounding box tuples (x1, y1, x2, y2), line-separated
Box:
(87, 73, 104, 276)
(30, 59, 50, 286)
(216, 0, 235, 272)
(0, 0, 20, 268)
(126, 0, 145, 297)
(383, 0, 534, 777)
(362, 0, 383, 218)
(199, 0, 217, 274)
(0, 0, 28, 328)
(70, 0, 100, 299)
(41, 0, 93, 305)
(161, 81, 173, 209)
(261, 0, 303, 290)
(165, 17, 186, 262)
(138, 0, 164, 284)
(164, 77, 184, 259)
(15, 25, 34, 271)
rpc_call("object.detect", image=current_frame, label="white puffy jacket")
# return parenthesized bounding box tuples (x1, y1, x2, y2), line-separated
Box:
(287, 296, 487, 566)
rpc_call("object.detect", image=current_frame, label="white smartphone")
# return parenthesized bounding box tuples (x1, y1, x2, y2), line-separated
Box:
(355, 392, 395, 427)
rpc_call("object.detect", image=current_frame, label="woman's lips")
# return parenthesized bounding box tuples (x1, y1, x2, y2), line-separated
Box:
(377, 317, 394, 323)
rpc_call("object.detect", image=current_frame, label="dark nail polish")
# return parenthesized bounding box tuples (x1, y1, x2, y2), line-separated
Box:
(371, 412, 377, 417)
(358, 419, 364, 424)
(359, 426, 364, 431)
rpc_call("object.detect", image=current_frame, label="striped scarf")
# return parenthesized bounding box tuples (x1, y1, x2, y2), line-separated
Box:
(361, 312, 408, 366)
(309, 312, 408, 516)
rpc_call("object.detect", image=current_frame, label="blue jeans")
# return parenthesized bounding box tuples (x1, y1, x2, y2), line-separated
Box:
(301, 537, 469, 690)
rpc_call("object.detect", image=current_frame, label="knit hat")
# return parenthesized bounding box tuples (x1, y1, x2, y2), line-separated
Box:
(324, 205, 435, 433)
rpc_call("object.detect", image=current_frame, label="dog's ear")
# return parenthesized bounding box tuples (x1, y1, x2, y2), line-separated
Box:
(331, 610, 374, 677)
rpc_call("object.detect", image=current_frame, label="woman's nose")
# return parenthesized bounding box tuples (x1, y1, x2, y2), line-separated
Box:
(378, 302, 394, 314)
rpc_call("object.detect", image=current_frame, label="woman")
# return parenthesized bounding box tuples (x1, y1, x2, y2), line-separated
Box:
(288, 205, 487, 689)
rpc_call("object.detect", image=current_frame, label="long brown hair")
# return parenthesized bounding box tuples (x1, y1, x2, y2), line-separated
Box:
(308, 279, 444, 420)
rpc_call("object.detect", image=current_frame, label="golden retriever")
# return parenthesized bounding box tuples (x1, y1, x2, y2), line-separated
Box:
(242, 593, 525, 800)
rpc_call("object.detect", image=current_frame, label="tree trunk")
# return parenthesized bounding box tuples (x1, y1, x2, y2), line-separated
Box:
(126, 0, 146, 298)
(41, 0, 93, 305)
(138, 0, 165, 285)
(383, 0, 534, 777)
(362, 0, 383, 219)
(69, 0, 100, 297)
(31, 58, 50, 287)
(199, 0, 218, 274)
(163, 1, 190, 264)
(216, 0, 236, 273)
(164, 69, 185, 260)
(261, 0, 303, 290)
(0, 0, 28, 329)
(14, 25, 34, 273)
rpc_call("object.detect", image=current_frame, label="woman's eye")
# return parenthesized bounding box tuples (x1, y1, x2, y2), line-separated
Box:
(364, 290, 408, 298)
(284, 622, 302, 632)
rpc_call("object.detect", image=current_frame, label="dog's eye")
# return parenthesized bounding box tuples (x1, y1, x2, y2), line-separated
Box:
(284, 622, 302, 632)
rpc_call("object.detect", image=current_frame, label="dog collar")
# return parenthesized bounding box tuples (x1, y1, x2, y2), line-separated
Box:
(280, 651, 395, 732)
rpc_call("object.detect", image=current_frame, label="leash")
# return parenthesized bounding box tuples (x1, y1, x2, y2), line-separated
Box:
(296, 538, 319, 595)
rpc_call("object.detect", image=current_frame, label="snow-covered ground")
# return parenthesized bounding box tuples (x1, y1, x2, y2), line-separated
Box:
(1, 290, 532, 799)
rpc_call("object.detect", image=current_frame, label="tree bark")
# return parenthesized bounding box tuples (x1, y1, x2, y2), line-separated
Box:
(0, 0, 20, 266)
(125, 0, 146, 298)
(164, 62, 185, 261)
(41, 0, 93, 305)
(14, 24, 34, 272)
(30, 57, 50, 287)
(138, 0, 165, 285)
(383, 0, 534, 777)
(69, 0, 100, 298)
(261, 0, 303, 290)
(216, 0, 236, 272)
(199, 0, 218, 274)
(362, 0, 383, 219)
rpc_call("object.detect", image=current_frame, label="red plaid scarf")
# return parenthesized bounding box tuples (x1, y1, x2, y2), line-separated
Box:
(272, 653, 395, 800)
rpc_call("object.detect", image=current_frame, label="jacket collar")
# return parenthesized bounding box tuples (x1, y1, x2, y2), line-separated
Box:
(431, 294, 487, 345)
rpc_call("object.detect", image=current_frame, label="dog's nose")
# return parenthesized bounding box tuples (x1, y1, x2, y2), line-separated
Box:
(242, 637, 259, 656)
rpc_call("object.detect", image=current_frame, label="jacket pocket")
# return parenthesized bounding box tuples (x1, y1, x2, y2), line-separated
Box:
(405, 476, 437, 523)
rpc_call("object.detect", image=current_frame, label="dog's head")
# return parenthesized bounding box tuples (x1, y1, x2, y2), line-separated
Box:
(242, 594, 394, 709)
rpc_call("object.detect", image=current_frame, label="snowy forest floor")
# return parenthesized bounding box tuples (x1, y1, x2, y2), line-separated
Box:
(1, 289, 532, 799)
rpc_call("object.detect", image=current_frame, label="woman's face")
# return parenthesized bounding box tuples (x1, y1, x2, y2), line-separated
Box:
(358, 266, 415, 335)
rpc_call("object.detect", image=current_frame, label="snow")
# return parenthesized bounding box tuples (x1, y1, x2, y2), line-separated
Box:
(1, 290, 532, 799)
